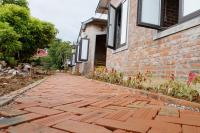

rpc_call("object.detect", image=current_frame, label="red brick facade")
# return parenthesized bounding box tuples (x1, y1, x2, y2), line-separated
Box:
(106, 0, 200, 79)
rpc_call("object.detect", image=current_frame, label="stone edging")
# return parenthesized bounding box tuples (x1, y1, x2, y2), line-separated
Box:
(88, 78, 200, 110)
(0, 77, 48, 107)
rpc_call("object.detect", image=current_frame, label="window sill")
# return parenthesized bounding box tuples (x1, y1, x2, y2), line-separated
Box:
(112, 45, 128, 54)
(153, 16, 200, 40)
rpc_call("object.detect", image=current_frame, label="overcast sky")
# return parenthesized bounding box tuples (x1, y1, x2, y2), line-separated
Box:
(29, 0, 99, 42)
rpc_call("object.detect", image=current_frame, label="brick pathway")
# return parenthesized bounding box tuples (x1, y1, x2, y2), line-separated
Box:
(0, 73, 200, 133)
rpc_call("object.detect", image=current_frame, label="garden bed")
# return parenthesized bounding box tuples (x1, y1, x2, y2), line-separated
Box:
(87, 67, 200, 104)
(0, 75, 45, 97)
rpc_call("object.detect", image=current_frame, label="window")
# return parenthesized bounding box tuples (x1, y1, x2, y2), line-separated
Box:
(107, 4, 116, 49)
(68, 53, 76, 67)
(137, 0, 200, 30)
(120, 0, 129, 45)
(79, 38, 89, 61)
(137, 0, 163, 29)
(107, 0, 129, 50)
(75, 45, 82, 63)
(179, 0, 200, 22)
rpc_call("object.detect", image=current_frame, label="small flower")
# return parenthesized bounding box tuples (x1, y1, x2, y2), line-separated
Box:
(187, 72, 197, 86)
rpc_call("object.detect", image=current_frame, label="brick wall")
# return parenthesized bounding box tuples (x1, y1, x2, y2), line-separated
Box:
(106, 0, 200, 79)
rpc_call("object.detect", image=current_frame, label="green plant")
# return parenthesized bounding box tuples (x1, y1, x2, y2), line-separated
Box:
(123, 77, 135, 87)
(89, 69, 200, 103)
(193, 75, 200, 85)
(48, 39, 72, 69)
(92, 67, 124, 85)
(158, 80, 199, 101)
(0, 22, 21, 58)
(107, 70, 123, 84)
(5, 56, 17, 67)
(0, 3, 57, 62)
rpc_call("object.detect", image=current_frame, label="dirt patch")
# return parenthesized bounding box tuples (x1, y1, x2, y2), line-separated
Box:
(0, 75, 45, 96)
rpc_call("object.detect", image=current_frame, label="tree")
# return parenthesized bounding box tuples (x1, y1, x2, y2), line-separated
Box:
(18, 18, 57, 61)
(1, 0, 28, 8)
(0, 22, 21, 58)
(48, 39, 72, 69)
(0, 4, 30, 32)
(0, 4, 57, 61)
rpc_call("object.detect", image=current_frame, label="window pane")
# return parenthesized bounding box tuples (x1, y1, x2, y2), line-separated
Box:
(76, 45, 80, 62)
(141, 0, 161, 25)
(108, 5, 116, 48)
(183, 0, 200, 16)
(72, 54, 76, 65)
(120, 0, 128, 45)
(80, 39, 89, 60)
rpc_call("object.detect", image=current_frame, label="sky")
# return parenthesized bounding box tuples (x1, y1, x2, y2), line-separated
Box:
(29, 0, 99, 42)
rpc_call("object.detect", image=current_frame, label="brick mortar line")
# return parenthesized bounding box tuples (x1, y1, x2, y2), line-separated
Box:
(0, 76, 49, 107)
(87, 77, 200, 110)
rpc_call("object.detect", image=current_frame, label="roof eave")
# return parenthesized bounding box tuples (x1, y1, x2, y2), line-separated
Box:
(95, 0, 110, 14)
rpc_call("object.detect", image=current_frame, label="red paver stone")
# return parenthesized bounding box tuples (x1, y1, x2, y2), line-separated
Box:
(39, 98, 83, 108)
(112, 129, 131, 133)
(155, 115, 200, 127)
(0, 113, 44, 129)
(182, 125, 200, 133)
(24, 107, 63, 116)
(8, 123, 67, 133)
(69, 99, 100, 107)
(92, 100, 114, 108)
(120, 98, 136, 107)
(127, 118, 181, 133)
(0, 129, 7, 133)
(87, 106, 114, 113)
(95, 118, 150, 133)
(32, 112, 72, 126)
(180, 110, 200, 120)
(131, 108, 158, 120)
(70, 111, 108, 123)
(104, 110, 136, 121)
(105, 106, 134, 111)
(53, 119, 112, 133)
(54, 105, 95, 115)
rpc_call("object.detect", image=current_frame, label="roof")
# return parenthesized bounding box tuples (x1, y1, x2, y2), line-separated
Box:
(96, 0, 110, 14)
(36, 49, 48, 57)
(81, 17, 107, 30)
(77, 17, 107, 43)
